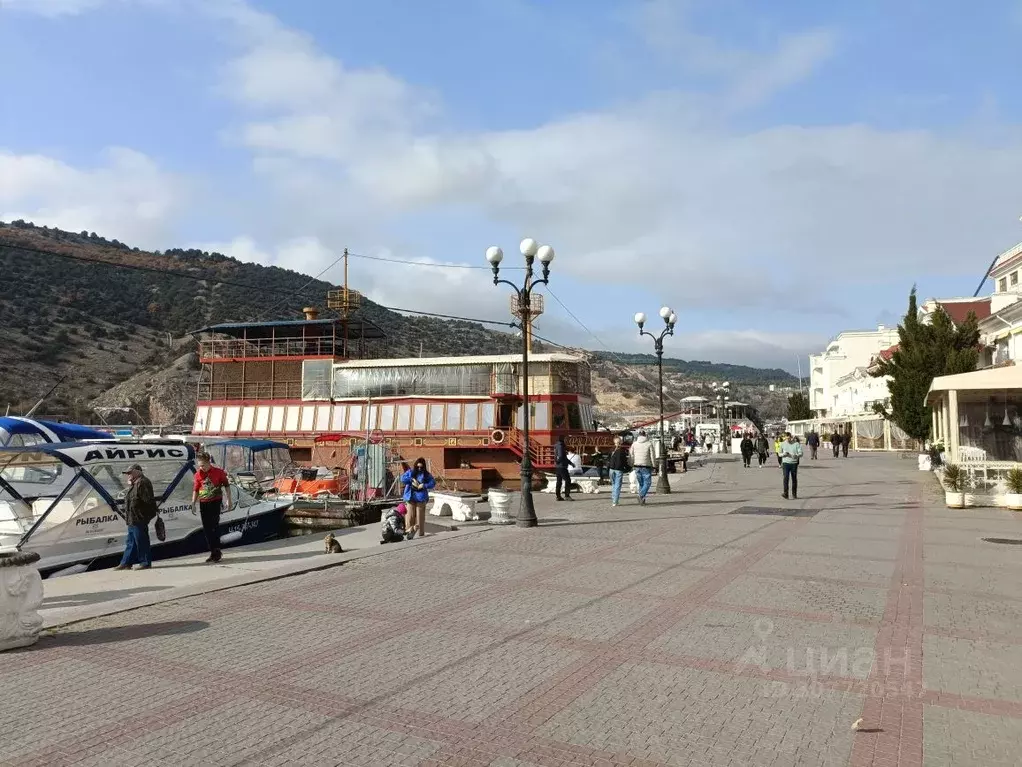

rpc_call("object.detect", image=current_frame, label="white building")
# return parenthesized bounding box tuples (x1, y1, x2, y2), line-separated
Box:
(809, 326, 900, 418)
(979, 242, 1022, 367)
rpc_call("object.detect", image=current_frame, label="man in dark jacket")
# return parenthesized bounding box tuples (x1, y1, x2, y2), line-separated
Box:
(114, 463, 158, 570)
(831, 431, 842, 458)
(554, 436, 573, 501)
(807, 431, 820, 460)
(740, 434, 755, 468)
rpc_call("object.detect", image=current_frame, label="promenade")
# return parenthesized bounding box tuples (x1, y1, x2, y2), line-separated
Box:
(4, 453, 1022, 766)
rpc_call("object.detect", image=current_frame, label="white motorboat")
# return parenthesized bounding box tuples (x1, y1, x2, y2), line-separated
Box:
(0, 440, 292, 576)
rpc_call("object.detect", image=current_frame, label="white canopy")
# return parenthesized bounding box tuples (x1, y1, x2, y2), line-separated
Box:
(926, 365, 1022, 404)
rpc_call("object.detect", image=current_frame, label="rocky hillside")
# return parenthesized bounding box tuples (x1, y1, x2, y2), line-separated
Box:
(0, 220, 796, 423)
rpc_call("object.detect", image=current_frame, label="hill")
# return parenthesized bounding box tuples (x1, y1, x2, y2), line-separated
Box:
(0, 221, 796, 422)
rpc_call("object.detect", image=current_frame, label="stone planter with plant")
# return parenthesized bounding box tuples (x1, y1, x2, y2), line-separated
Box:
(1006, 467, 1022, 512)
(942, 463, 966, 509)
(0, 550, 44, 652)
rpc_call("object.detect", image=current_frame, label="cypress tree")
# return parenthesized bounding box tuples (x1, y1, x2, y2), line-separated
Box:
(787, 391, 812, 421)
(870, 287, 979, 441)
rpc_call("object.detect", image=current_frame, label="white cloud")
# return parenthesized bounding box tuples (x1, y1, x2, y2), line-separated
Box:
(1, 0, 167, 16)
(0, 147, 185, 248)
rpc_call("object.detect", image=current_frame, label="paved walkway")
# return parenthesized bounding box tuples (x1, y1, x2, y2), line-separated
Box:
(4, 453, 1022, 766)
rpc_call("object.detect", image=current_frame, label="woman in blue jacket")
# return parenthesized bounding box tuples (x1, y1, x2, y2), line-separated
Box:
(401, 457, 435, 539)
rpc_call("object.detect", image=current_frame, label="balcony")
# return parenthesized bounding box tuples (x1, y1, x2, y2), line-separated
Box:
(198, 381, 303, 401)
(198, 337, 388, 362)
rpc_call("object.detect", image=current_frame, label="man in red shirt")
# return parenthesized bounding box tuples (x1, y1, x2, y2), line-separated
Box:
(192, 451, 232, 563)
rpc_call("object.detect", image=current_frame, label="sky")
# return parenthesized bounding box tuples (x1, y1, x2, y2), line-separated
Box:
(3, 0, 1022, 373)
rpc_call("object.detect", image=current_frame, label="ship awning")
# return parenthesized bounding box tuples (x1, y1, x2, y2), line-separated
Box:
(189, 317, 388, 340)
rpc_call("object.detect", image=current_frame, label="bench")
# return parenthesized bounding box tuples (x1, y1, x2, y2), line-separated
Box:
(541, 476, 601, 494)
(429, 492, 481, 522)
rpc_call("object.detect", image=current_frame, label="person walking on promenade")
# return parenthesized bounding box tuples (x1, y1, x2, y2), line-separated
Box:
(192, 451, 232, 563)
(841, 429, 850, 458)
(755, 433, 769, 466)
(831, 430, 842, 458)
(780, 432, 804, 499)
(774, 435, 783, 467)
(807, 430, 820, 460)
(630, 430, 654, 505)
(114, 463, 158, 571)
(740, 433, 754, 468)
(554, 436, 573, 501)
(401, 457, 435, 538)
(608, 436, 630, 507)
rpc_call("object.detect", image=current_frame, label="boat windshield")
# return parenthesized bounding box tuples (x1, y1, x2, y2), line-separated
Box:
(0, 427, 48, 448)
(0, 451, 65, 497)
(84, 459, 191, 501)
(253, 447, 292, 480)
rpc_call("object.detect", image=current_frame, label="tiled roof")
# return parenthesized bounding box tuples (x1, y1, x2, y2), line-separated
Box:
(879, 344, 898, 361)
(937, 299, 992, 325)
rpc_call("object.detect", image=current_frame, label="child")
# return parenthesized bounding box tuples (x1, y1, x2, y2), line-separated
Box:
(380, 502, 407, 544)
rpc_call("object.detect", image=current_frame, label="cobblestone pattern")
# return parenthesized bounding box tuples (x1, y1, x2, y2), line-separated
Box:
(5, 455, 1022, 766)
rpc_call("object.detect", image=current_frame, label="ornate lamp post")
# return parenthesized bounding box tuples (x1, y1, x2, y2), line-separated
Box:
(486, 238, 555, 528)
(635, 307, 677, 494)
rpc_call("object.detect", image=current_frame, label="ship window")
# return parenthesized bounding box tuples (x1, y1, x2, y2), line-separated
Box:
(208, 407, 224, 433)
(397, 405, 411, 430)
(302, 360, 333, 400)
(413, 404, 428, 431)
(331, 405, 347, 431)
(284, 407, 300, 431)
(463, 404, 479, 430)
(299, 406, 315, 432)
(481, 403, 495, 430)
(429, 404, 445, 431)
(254, 407, 270, 433)
(567, 404, 582, 429)
(551, 402, 567, 429)
(332, 363, 494, 398)
(533, 403, 550, 429)
(379, 405, 395, 430)
(269, 407, 284, 432)
(446, 404, 462, 430)
(315, 405, 331, 431)
(347, 405, 363, 431)
(366, 406, 378, 430)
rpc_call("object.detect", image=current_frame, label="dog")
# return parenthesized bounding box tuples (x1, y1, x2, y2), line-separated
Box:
(324, 533, 343, 554)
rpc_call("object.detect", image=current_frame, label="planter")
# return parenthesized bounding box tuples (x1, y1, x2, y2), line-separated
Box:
(0, 551, 44, 652)
(487, 489, 516, 525)
(964, 493, 977, 508)
(945, 491, 965, 509)
(1006, 493, 1022, 511)
(918, 453, 932, 471)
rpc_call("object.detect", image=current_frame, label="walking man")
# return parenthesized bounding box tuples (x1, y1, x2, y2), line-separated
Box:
(630, 431, 654, 505)
(192, 451, 232, 563)
(841, 429, 850, 458)
(740, 433, 754, 468)
(554, 436, 573, 501)
(755, 433, 770, 466)
(807, 430, 820, 460)
(114, 463, 158, 571)
(831, 431, 842, 458)
(780, 432, 803, 500)
(608, 435, 630, 507)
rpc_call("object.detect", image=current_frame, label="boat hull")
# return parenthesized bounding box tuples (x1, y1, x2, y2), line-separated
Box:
(30, 503, 291, 578)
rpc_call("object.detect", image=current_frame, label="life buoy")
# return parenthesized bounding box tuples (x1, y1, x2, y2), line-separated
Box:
(491, 429, 505, 444)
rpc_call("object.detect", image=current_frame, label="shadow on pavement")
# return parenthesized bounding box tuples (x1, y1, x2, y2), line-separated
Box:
(40, 620, 209, 648)
(43, 586, 169, 607)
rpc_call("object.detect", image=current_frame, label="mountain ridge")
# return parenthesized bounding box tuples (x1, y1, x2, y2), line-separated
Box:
(0, 220, 795, 421)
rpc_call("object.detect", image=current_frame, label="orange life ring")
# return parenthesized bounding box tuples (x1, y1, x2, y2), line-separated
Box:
(491, 429, 505, 444)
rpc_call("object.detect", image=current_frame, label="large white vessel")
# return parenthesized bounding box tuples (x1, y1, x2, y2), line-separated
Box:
(0, 440, 292, 576)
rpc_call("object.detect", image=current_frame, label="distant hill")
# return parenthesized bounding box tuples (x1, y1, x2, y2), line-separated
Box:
(0, 220, 795, 421)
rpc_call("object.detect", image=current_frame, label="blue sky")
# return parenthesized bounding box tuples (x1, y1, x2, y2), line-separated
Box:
(3, 0, 1022, 371)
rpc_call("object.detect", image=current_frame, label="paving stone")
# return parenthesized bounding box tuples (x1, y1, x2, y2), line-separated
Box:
(924, 635, 1022, 702)
(923, 706, 1022, 767)
(751, 551, 896, 585)
(715, 574, 889, 624)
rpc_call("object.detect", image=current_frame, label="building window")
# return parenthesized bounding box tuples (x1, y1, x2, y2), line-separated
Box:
(347, 405, 363, 431)
(1012, 271, 1019, 287)
(999, 277, 1008, 292)
(463, 404, 479, 430)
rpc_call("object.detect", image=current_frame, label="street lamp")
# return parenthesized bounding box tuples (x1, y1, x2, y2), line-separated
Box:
(711, 381, 731, 453)
(635, 307, 677, 494)
(486, 237, 555, 528)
